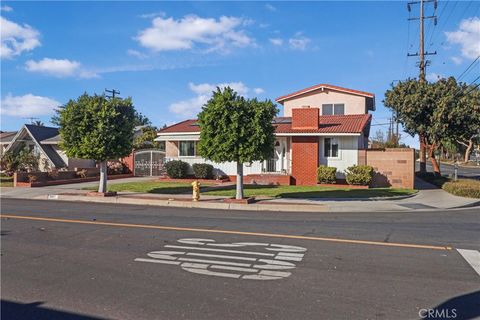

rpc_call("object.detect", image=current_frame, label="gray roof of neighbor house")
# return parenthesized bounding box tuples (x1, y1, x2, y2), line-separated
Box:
(40, 134, 61, 144)
(0, 131, 18, 144)
(23, 125, 66, 168)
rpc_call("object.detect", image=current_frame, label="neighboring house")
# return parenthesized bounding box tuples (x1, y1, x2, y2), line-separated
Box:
(2, 124, 95, 171)
(156, 84, 374, 185)
(0, 131, 18, 157)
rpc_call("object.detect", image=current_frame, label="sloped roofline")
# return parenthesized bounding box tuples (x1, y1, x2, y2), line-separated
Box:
(275, 83, 375, 103)
(3, 125, 66, 167)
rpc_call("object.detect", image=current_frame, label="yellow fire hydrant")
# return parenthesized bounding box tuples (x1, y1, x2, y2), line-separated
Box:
(191, 180, 201, 201)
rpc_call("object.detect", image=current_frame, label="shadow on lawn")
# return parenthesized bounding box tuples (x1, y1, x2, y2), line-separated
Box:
(148, 186, 213, 194)
(277, 189, 411, 200)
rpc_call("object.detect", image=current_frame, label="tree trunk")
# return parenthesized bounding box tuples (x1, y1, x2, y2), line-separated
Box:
(419, 134, 426, 173)
(236, 162, 244, 200)
(98, 161, 108, 193)
(464, 139, 474, 163)
(427, 144, 441, 176)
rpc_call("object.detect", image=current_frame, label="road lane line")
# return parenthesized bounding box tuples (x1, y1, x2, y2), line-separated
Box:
(0, 214, 452, 251)
(457, 249, 480, 276)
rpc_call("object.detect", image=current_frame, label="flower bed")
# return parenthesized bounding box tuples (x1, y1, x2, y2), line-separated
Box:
(317, 183, 369, 189)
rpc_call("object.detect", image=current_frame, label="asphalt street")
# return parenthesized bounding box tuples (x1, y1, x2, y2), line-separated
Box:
(418, 161, 480, 179)
(1, 199, 479, 320)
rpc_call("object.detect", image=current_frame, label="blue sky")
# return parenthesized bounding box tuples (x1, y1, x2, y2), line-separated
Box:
(1, 1, 479, 148)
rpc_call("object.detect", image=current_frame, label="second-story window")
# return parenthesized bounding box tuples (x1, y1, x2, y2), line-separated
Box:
(322, 104, 345, 115)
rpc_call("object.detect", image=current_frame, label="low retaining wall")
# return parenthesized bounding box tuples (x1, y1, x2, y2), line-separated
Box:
(358, 148, 414, 189)
(14, 171, 133, 187)
(228, 174, 293, 186)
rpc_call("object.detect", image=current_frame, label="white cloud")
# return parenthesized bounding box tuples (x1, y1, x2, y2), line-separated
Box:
(0, 94, 60, 117)
(269, 38, 283, 46)
(445, 17, 480, 59)
(451, 56, 463, 65)
(1, 5, 13, 12)
(0, 16, 40, 59)
(136, 15, 254, 53)
(25, 58, 98, 78)
(138, 11, 165, 19)
(127, 49, 148, 59)
(426, 73, 443, 82)
(253, 88, 265, 95)
(265, 4, 276, 12)
(169, 82, 260, 118)
(289, 33, 311, 50)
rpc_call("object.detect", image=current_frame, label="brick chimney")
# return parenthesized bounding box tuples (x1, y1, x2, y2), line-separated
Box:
(291, 107, 319, 129)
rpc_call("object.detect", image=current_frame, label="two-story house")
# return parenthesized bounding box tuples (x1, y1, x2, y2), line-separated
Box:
(156, 84, 374, 185)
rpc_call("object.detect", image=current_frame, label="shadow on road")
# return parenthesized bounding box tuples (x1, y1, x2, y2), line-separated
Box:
(419, 290, 480, 320)
(1, 300, 108, 320)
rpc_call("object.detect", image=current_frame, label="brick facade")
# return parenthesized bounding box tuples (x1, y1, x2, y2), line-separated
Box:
(291, 136, 319, 185)
(291, 107, 319, 129)
(358, 148, 414, 189)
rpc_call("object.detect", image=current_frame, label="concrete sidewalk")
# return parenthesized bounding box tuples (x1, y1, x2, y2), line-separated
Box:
(2, 182, 479, 213)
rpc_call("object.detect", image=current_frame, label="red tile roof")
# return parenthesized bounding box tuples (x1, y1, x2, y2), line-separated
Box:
(158, 114, 371, 135)
(275, 83, 375, 103)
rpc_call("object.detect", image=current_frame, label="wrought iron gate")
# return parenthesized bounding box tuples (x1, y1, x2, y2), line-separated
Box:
(134, 150, 166, 176)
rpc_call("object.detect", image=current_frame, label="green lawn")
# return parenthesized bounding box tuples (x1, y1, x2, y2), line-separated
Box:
(0, 176, 14, 187)
(83, 181, 213, 194)
(203, 185, 416, 198)
(83, 181, 416, 199)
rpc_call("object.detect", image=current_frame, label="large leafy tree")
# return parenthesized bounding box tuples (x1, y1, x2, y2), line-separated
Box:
(133, 126, 161, 150)
(451, 83, 480, 163)
(55, 93, 136, 193)
(384, 78, 433, 173)
(197, 87, 278, 199)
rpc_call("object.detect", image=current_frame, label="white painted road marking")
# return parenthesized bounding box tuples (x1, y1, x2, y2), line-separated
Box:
(135, 238, 307, 280)
(457, 249, 480, 277)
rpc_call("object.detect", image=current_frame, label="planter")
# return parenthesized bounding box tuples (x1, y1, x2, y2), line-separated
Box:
(14, 173, 134, 187)
(223, 197, 256, 204)
(157, 177, 230, 184)
(317, 183, 369, 189)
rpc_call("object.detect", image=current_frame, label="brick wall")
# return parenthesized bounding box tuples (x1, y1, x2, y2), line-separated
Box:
(166, 141, 179, 157)
(359, 148, 414, 189)
(292, 107, 319, 129)
(120, 153, 134, 173)
(291, 136, 319, 185)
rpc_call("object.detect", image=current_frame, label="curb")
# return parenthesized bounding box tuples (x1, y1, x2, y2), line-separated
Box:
(38, 194, 329, 213)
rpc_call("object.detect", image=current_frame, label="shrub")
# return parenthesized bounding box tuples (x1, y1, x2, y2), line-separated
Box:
(192, 163, 214, 179)
(47, 169, 59, 180)
(27, 174, 37, 183)
(442, 179, 480, 198)
(317, 165, 337, 184)
(165, 160, 190, 178)
(345, 165, 374, 186)
(107, 161, 127, 175)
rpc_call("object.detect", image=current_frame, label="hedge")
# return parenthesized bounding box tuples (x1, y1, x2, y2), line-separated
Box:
(192, 163, 214, 179)
(165, 160, 190, 179)
(317, 165, 337, 184)
(345, 165, 374, 186)
(442, 179, 480, 198)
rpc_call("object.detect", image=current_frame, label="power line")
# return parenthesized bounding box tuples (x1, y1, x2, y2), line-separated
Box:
(105, 88, 121, 99)
(458, 55, 480, 81)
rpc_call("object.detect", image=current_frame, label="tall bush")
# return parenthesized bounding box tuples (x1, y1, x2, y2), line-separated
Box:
(165, 160, 190, 178)
(317, 165, 337, 184)
(192, 163, 214, 179)
(345, 165, 374, 186)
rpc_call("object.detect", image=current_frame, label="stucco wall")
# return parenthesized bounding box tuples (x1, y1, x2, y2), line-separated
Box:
(319, 136, 360, 178)
(283, 89, 367, 116)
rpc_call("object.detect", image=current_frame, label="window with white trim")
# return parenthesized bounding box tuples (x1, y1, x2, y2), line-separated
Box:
(324, 137, 339, 158)
(179, 141, 196, 157)
(322, 104, 345, 115)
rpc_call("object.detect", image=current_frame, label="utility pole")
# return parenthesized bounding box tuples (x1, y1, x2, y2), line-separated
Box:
(407, 0, 437, 172)
(105, 88, 120, 99)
